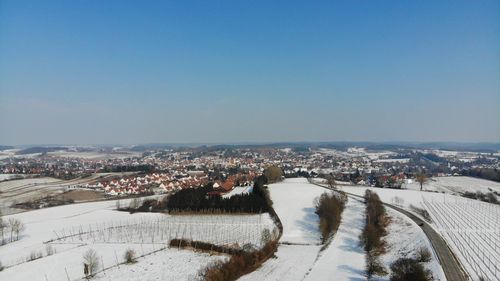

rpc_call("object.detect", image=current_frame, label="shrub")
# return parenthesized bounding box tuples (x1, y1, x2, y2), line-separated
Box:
(361, 223, 383, 252)
(263, 166, 283, 183)
(0, 211, 5, 245)
(410, 205, 432, 223)
(390, 258, 432, 281)
(361, 190, 389, 277)
(0, 260, 4, 271)
(28, 250, 43, 261)
(261, 229, 272, 245)
(128, 198, 141, 212)
(366, 253, 387, 279)
(416, 247, 431, 262)
(83, 248, 99, 277)
(124, 248, 136, 263)
(315, 192, 347, 243)
(8, 218, 25, 242)
(361, 190, 388, 253)
(46, 244, 55, 256)
(202, 240, 278, 281)
(485, 192, 498, 204)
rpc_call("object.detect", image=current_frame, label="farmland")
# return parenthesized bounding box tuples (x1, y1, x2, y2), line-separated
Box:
(0, 142, 498, 280)
(404, 176, 500, 199)
(342, 183, 499, 281)
(0, 197, 274, 281)
(240, 178, 326, 281)
(0, 173, 134, 215)
(244, 178, 446, 281)
(423, 197, 500, 280)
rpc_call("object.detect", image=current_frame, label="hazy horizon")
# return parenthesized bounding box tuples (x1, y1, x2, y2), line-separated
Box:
(1, 0, 499, 144)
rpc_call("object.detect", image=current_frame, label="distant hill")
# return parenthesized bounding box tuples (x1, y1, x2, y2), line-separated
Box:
(0, 145, 14, 151)
(15, 146, 68, 155)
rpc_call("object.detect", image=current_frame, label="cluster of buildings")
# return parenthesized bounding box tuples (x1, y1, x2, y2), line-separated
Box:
(1, 145, 498, 195)
(81, 171, 258, 196)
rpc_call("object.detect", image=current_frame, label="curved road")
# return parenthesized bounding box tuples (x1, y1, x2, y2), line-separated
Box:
(310, 180, 468, 281)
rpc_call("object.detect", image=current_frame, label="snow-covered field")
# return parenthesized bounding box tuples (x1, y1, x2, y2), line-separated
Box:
(304, 198, 366, 281)
(46, 150, 143, 160)
(381, 208, 446, 280)
(92, 248, 225, 281)
(0, 177, 64, 214)
(243, 178, 369, 281)
(404, 176, 500, 198)
(270, 178, 325, 245)
(423, 198, 500, 281)
(374, 158, 410, 163)
(0, 149, 142, 160)
(240, 178, 325, 281)
(239, 244, 319, 281)
(0, 173, 133, 215)
(52, 214, 273, 248)
(341, 185, 499, 281)
(0, 198, 273, 281)
(0, 174, 30, 181)
(342, 185, 439, 210)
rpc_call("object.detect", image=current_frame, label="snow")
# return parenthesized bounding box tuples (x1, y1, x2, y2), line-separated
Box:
(239, 244, 320, 281)
(0, 174, 29, 181)
(423, 197, 500, 281)
(304, 188, 446, 281)
(340, 185, 498, 281)
(46, 150, 143, 160)
(268, 178, 326, 244)
(0, 173, 135, 215)
(374, 158, 410, 163)
(403, 176, 500, 197)
(342, 185, 430, 209)
(304, 197, 366, 281)
(240, 178, 326, 280)
(243, 178, 369, 281)
(93, 249, 226, 281)
(0, 177, 64, 215)
(222, 185, 253, 198)
(380, 208, 446, 281)
(0, 198, 273, 281)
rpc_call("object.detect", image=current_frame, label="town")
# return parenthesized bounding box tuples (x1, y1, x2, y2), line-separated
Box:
(1, 143, 499, 281)
(1, 1, 498, 280)
(1, 144, 498, 198)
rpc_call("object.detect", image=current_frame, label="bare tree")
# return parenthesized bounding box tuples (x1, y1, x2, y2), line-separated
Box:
(129, 198, 141, 210)
(124, 248, 136, 263)
(326, 174, 337, 189)
(261, 229, 272, 245)
(83, 248, 99, 277)
(415, 172, 428, 191)
(8, 218, 24, 242)
(0, 211, 5, 244)
(46, 244, 55, 256)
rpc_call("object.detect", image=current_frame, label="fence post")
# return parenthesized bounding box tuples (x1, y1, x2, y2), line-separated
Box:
(64, 267, 70, 281)
(101, 256, 105, 276)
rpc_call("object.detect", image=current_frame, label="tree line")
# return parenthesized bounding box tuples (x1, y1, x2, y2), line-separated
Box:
(0, 211, 25, 245)
(314, 192, 347, 244)
(360, 190, 389, 279)
(461, 168, 500, 183)
(130, 175, 272, 214)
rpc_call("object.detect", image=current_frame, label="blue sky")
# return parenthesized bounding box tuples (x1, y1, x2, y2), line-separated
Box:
(1, 0, 499, 144)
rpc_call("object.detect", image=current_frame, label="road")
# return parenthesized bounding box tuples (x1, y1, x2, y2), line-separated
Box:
(309, 180, 469, 281)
